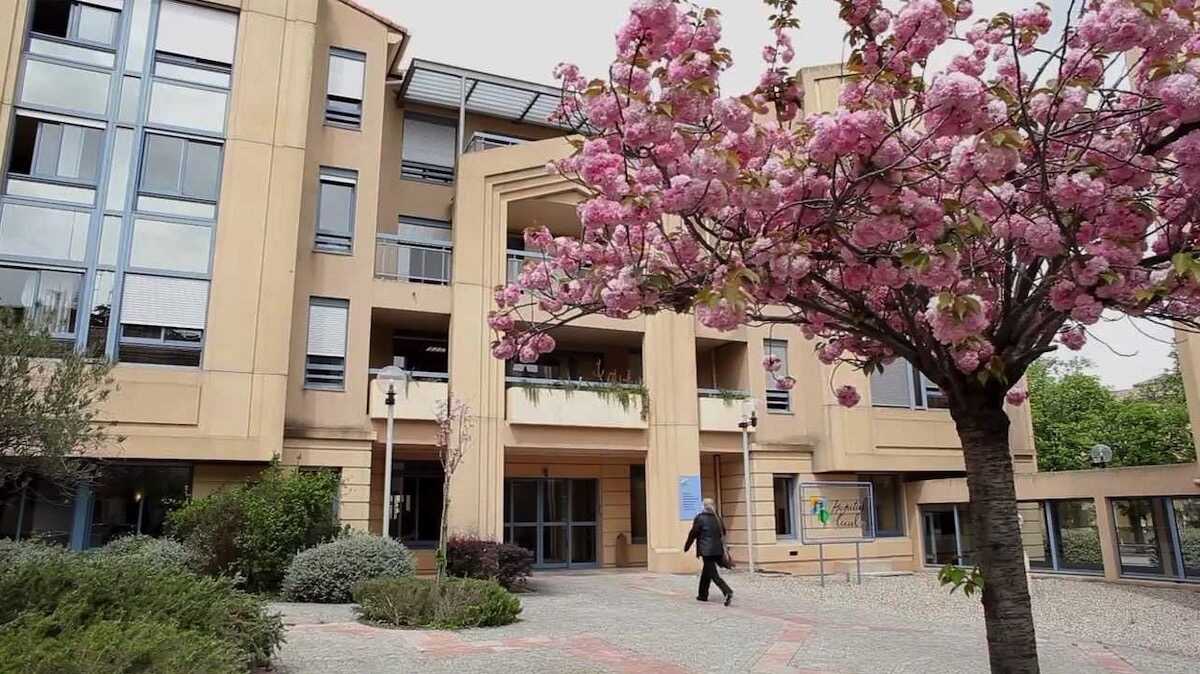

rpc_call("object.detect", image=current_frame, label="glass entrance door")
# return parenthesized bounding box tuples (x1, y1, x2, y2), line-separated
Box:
(504, 478, 598, 568)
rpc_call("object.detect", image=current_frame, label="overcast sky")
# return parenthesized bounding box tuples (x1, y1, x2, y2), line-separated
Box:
(361, 0, 1176, 388)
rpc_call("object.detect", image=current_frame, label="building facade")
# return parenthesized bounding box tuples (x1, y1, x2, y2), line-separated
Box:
(0, 1, 1195, 583)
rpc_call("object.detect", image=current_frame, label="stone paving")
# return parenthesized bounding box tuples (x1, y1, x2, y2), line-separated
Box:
(271, 570, 1200, 674)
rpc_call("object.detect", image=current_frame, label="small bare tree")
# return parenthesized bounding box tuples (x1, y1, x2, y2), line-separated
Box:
(433, 396, 473, 582)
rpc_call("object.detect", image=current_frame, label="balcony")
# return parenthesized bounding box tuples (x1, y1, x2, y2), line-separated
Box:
(505, 376, 648, 429)
(375, 234, 451, 285)
(465, 131, 524, 153)
(697, 389, 750, 432)
(368, 370, 449, 421)
(506, 248, 545, 282)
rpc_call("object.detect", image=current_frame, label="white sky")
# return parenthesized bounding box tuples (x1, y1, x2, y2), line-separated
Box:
(361, 0, 1173, 389)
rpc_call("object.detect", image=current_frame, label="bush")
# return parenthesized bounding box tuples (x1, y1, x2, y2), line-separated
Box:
(0, 538, 69, 570)
(282, 534, 415, 603)
(92, 535, 200, 572)
(0, 551, 284, 671)
(1182, 529, 1200, 571)
(1058, 527, 1104, 568)
(167, 465, 340, 592)
(446, 535, 533, 589)
(353, 576, 521, 629)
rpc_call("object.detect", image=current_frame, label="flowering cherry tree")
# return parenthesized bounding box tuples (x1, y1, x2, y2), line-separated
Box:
(434, 396, 473, 582)
(488, 0, 1200, 670)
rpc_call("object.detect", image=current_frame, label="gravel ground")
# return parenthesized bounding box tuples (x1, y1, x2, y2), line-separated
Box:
(271, 570, 1200, 673)
(755, 571, 1200, 658)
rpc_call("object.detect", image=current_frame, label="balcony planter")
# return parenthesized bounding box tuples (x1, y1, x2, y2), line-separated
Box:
(505, 378, 649, 429)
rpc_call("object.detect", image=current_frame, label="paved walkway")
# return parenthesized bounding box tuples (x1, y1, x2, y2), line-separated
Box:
(272, 570, 1200, 673)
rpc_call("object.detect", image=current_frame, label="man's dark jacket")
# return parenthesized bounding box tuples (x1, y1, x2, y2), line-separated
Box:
(684, 511, 726, 557)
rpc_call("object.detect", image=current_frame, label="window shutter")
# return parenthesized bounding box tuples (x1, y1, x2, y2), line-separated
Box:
(870, 361, 914, 407)
(120, 274, 209, 329)
(156, 0, 238, 65)
(327, 54, 364, 100)
(307, 300, 348, 357)
(402, 118, 456, 167)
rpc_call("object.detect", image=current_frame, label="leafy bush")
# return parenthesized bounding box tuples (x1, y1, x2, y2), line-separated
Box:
(353, 576, 521, 629)
(446, 535, 534, 589)
(282, 534, 415, 603)
(93, 535, 200, 572)
(0, 538, 69, 570)
(0, 551, 284, 671)
(1059, 528, 1104, 568)
(167, 465, 340, 592)
(1181, 529, 1200, 571)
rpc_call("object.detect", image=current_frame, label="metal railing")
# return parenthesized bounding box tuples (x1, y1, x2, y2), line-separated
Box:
(375, 234, 452, 284)
(505, 248, 546, 282)
(505, 375, 644, 391)
(401, 160, 454, 184)
(465, 131, 525, 153)
(368, 368, 450, 383)
(697, 388, 751, 399)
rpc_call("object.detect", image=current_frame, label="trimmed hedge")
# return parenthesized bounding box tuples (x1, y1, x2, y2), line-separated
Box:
(0, 544, 284, 672)
(446, 535, 534, 589)
(353, 576, 521, 629)
(282, 534, 415, 603)
(166, 465, 340, 592)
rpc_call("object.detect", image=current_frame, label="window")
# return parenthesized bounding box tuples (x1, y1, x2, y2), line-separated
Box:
(139, 133, 222, 201)
(0, 478, 75, 545)
(1020, 499, 1103, 574)
(154, 0, 237, 67)
(921, 504, 974, 566)
(30, 0, 119, 48)
(315, 168, 356, 253)
(401, 115, 456, 183)
(19, 59, 111, 116)
(1111, 497, 1183, 578)
(862, 474, 905, 537)
(773, 475, 795, 538)
(870, 360, 948, 409)
(375, 216, 452, 283)
(129, 218, 211, 273)
(326, 49, 364, 127)
(8, 113, 104, 184)
(0, 265, 82, 341)
(630, 464, 647, 543)
(1173, 497, 1200, 581)
(0, 203, 90, 262)
(390, 333, 449, 375)
(305, 297, 348, 389)
(764, 339, 790, 412)
(390, 461, 443, 546)
(87, 463, 192, 547)
(148, 2, 235, 134)
(147, 81, 228, 134)
(118, 274, 209, 366)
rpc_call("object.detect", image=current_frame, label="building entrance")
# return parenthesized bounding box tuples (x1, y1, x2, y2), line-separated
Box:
(504, 478, 598, 568)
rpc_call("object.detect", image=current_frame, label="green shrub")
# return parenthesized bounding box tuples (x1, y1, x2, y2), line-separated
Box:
(1058, 527, 1104, 568)
(0, 616, 244, 674)
(92, 535, 200, 572)
(167, 465, 340, 592)
(446, 535, 534, 589)
(0, 552, 284, 670)
(353, 576, 521, 629)
(1181, 529, 1200, 571)
(282, 533, 415, 603)
(0, 538, 69, 570)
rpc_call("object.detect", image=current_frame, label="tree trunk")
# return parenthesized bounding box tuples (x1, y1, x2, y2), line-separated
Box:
(436, 473, 452, 584)
(951, 397, 1040, 674)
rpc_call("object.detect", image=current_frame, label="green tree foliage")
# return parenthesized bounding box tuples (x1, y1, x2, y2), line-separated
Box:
(1028, 357, 1195, 471)
(0, 310, 118, 499)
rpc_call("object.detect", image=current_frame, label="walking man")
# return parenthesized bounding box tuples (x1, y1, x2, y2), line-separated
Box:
(684, 498, 733, 605)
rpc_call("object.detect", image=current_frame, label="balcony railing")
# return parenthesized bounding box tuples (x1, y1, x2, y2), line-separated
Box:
(505, 248, 546, 282)
(465, 131, 525, 153)
(505, 376, 648, 428)
(698, 388, 750, 432)
(401, 160, 454, 184)
(375, 234, 452, 285)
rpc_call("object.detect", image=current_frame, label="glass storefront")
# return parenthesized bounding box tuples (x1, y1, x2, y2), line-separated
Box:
(1018, 499, 1102, 574)
(503, 478, 599, 568)
(1172, 497, 1200, 581)
(921, 504, 973, 566)
(1111, 497, 1179, 577)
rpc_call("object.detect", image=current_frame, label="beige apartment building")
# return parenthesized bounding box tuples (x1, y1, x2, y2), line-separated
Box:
(0, 0, 1196, 583)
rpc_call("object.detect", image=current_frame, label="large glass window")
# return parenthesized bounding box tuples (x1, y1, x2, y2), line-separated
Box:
(630, 464, 646, 544)
(862, 474, 905, 537)
(30, 0, 119, 48)
(87, 462, 192, 547)
(139, 133, 222, 201)
(870, 359, 948, 409)
(129, 218, 211, 273)
(1111, 497, 1179, 577)
(0, 478, 76, 545)
(921, 504, 973, 566)
(773, 475, 795, 538)
(764, 339, 790, 412)
(118, 274, 208, 366)
(326, 49, 365, 127)
(0, 265, 82, 341)
(8, 113, 104, 184)
(19, 59, 111, 117)
(389, 461, 443, 546)
(315, 168, 356, 253)
(154, 0, 237, 66)
(305, 297, 348, 389)
(1173, 497, 1200, 581)
(147, 81, 227, 134)
(0, 203, 90, 262)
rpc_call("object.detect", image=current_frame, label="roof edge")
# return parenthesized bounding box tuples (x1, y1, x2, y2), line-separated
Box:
(334, 0, 409, 36)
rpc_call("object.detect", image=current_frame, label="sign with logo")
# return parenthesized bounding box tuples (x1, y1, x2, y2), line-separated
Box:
(678, 475, 702, 520)
(799, 481, 876, 544)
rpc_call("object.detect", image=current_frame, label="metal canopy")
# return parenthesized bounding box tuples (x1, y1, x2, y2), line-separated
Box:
(400, 59, 567, 129)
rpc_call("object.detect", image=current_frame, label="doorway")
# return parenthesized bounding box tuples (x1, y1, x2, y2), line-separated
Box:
(504, 478, 598, 568)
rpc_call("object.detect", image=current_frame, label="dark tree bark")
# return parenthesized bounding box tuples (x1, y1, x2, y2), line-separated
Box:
(952, 392, 1040, 674)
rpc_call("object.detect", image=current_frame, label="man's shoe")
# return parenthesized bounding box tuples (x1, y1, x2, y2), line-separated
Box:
(696, 596, 708, 602)
(724, 592, 733, 606)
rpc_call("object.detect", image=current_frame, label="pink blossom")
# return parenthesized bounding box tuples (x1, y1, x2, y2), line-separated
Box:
(1005, 389, 1029, 406)
(775, 375, 796, 391)
(762, 354, 782, 373)
(836, 385, 861, 408)
(1059, 326, 1087, 351)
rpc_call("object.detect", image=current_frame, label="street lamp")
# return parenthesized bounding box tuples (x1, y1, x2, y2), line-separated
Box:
(1089, 443, 1113, 469)
(738, 398, 759, 575)
(377, 363, 408, 537)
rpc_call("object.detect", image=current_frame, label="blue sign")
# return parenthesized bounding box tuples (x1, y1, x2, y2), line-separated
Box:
(678, 475, 702, 520)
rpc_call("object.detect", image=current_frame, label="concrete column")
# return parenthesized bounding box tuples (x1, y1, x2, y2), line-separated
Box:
(642, 312, 702, 573)
(1094, 496, 1121, 581)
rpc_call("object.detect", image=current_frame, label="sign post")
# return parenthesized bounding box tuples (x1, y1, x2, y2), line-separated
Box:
(799, 481, 876, 586)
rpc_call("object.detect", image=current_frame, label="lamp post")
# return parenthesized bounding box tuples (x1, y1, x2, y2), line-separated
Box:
(377, 364, 408, 537)
(738, 399, 758, 575)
